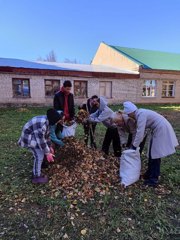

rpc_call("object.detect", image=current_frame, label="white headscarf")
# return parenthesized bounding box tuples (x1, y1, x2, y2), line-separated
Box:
(123, 101, 137, 114)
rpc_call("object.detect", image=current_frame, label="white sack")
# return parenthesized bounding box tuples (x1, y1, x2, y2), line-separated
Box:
(62, 122, 77, 137)
(120, 148, 141, 187)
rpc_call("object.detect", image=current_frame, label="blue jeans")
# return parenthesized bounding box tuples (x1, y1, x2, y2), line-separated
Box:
(30, 148, 44, 177)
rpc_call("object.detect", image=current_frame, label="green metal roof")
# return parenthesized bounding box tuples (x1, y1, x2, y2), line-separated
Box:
(109, 45, 180, 71)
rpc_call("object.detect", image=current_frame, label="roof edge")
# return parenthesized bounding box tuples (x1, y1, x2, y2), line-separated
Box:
(0, 66, 140, 79)
(108, 44, 152, 69)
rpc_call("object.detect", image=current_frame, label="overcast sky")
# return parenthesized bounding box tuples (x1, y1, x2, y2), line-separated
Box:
(0, 0, 180, 63)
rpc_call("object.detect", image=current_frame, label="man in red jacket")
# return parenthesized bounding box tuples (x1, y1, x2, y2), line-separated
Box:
(54, 80, 75, 121)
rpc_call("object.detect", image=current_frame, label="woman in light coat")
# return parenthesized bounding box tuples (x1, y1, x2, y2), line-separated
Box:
(123, 101, 179, 187)
(111, 111, 148, 154)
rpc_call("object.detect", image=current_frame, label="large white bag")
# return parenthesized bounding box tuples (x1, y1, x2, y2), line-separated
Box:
(120, 148, 141, 187)
(62, 122, 77, 137)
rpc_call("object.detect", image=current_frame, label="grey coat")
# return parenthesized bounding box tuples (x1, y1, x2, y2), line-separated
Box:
(133, 109, 179, 159)
(88, 97, 115, 128)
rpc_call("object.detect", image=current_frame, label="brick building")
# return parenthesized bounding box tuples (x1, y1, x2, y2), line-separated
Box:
(92, 42, 180, 104)
(0, 42, 180, 106)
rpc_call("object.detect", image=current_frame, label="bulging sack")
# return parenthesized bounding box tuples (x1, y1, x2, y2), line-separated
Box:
(120, 149, 141, 187)
(62, 122, 77, 137)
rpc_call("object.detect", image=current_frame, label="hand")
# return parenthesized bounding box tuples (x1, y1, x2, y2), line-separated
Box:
(130, 145, 136, 150)
(122, 143, 126, 148)
(57, 119, 64, 125)
(50, 147, 55, 154)
(46, 153, 55, 163)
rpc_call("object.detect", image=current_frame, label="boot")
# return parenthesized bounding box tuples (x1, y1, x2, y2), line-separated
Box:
(32, 174, 48, 184)
(143, 179, 158, 188)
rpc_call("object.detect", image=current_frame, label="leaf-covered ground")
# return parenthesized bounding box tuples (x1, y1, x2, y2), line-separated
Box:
(0, 105, 179, 240)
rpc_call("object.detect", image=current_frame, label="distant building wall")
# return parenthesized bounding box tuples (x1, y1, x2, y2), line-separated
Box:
(136, 70, 180, 103)
(0, 69, 180, 106)
(0, 72, 139, 106)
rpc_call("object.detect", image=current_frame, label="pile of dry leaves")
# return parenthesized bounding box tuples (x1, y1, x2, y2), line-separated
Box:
(48, 137, 120, 201)
(75, 109, 89, 124)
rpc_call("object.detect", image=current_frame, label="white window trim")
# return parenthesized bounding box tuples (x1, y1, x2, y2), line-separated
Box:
(142, 80, 156, 98)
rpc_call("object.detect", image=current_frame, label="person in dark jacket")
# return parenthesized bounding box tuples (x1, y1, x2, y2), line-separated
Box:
(79, 95, 99, 148)
(54, 80, 75, 121)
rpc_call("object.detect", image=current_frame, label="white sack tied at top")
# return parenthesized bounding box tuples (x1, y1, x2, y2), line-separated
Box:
(120, 148, 141, 187)
(62, 122, 77, 137)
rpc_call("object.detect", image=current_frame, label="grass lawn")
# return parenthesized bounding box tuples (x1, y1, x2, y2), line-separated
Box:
(0, 104, 179, 240)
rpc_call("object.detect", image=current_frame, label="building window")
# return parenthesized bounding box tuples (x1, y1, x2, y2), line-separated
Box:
(45, 80, 60, 97)
(142, 80, 156, 97)
(12, 79, 30, 97)
(162, 81, 175, 98)
(74, 81, 87, 98)
(99, 81, 112, 98)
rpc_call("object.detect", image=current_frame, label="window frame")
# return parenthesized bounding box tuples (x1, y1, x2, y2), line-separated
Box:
(142, 80, 156, 98)
(99, 81, 112, 99)
(74, 80, 88, 98)
(161, 80, 175, 98)
(44, 79, 60, 97)
(12, 78, 30, 98)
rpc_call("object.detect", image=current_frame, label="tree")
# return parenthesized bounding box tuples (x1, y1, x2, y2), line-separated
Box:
(37, 51, 80, 63)
(45, 50, 57, 62)
(37, 50, 57, 62)
(64, 58, 78, 64)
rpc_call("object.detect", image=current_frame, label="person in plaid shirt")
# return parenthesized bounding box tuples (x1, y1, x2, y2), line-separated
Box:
(18, 109, 63, 184)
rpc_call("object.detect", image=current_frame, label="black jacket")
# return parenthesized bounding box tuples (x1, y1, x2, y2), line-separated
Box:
(53, 91, 75, 119)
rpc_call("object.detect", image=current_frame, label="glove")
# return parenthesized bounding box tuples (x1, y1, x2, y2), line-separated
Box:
(46, 153, 54, 163)
(122, 143, 126, 148)
(130, 145, 136, 150)
(50, 147, 55, 155)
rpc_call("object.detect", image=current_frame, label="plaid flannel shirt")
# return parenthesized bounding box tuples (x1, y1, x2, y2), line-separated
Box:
(18, 115, 51, 154)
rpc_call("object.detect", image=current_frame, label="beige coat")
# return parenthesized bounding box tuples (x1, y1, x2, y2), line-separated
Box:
(133, 109, 179, 159)
(117, 114, 137, 145)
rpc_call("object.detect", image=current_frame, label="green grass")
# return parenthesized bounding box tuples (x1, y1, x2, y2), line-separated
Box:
(0, 105, 180, 240)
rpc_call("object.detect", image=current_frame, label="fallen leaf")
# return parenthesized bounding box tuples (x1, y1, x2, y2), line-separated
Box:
(63, 233, 69, 239)
(81, 228, 87, 235)
(117, 227, 121, 233)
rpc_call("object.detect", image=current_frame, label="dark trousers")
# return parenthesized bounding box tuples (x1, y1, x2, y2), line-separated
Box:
(144, 140, 161, 183)
(84, 122, 97, 148)
(102, 128, 121, 157)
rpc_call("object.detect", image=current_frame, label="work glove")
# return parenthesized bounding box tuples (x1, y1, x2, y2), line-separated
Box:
(130, 145, 137, 150)
(46, 153, 55, 163)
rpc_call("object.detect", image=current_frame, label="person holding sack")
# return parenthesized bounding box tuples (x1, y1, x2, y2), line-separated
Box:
(54, 80, 75, 121)
(123, 101, 179, 187)
(112, 111, 148, 154)
(18, 109, 63, 184)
